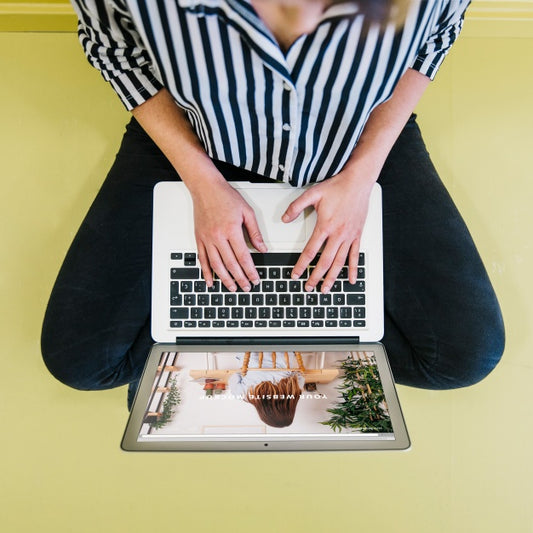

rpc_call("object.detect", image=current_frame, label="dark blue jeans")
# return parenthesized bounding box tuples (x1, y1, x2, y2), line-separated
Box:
(41, 116, 505, 407)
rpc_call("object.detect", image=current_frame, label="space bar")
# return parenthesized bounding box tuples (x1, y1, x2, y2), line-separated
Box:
(251, 252, 303, 266)
(250, 252, 325, 267)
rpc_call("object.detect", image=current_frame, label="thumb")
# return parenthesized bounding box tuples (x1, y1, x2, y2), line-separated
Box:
(282, 189, 316, 223)
(243, 210, 268, 253)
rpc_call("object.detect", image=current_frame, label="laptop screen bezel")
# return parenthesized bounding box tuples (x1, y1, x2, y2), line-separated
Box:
(121, 342, 410, 452)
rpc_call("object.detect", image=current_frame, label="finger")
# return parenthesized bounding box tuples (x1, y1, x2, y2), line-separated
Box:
(243, 209, 268, 254)
(304, 237, 345, 292)
(282, 188, 317, 223)
(217, 240, 253, 292)
(348, 240, 361, 284)
(292, 228, 328, 288)
(229, 234, 261, 287)
(205, 245, 238, 292)
(320, 242, 351, 293)
(197, 241, 213, 287)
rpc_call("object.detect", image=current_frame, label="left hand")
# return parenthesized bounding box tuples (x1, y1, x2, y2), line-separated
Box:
(281, 171, 376, 293)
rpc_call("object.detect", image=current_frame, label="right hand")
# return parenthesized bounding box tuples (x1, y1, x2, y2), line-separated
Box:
(190, 180, 268, 292)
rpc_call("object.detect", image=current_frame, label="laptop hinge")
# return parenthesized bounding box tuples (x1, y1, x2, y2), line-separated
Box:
(175, 336, 360, 345)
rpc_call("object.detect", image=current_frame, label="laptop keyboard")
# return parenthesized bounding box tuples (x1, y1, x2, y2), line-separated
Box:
(169, 252, 366, 330)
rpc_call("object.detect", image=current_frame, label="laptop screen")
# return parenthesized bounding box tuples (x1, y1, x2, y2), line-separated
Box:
(122, 343, 409, 451)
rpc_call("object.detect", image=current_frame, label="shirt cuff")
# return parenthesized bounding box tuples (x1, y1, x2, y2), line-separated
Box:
(108, 70, 164, 111)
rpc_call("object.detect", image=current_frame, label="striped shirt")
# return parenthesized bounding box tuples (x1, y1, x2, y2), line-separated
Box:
(72, 0, 470, 187)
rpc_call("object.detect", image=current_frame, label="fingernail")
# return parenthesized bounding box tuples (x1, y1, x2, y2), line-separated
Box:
(322, 285, 330, 294)
(305, 284, 313, 292)
(243, 285, 251, 292)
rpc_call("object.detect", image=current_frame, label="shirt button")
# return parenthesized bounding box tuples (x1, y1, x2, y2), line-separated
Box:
(279, 164, 285, 171)
(282, 123, 291, 131)
(283, 82, 292, 91)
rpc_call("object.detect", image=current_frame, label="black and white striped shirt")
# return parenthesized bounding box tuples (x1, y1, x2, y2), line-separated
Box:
(72, 0, 470, 186)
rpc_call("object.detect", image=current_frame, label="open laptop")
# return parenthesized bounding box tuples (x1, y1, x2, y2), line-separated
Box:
(121, 181, 410, 451)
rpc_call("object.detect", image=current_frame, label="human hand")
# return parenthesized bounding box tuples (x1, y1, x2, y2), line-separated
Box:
(191, 180, 268, 292)
(281, 172, 375, 293)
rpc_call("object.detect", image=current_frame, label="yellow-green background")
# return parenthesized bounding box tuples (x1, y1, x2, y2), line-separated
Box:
(1, 2, 532, 532)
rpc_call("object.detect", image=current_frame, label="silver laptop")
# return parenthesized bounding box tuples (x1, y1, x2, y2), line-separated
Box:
(121, 181, 410, 451)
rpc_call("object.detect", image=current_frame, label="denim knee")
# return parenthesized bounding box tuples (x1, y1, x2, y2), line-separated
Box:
(428, 314, 505, 390)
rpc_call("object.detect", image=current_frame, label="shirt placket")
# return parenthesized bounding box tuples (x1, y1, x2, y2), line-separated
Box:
(276, 78, 299, 183)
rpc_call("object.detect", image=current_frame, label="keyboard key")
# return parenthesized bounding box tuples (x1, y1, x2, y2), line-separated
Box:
(240, 320, 253, 327)
(238, 294, 250, 306)
(218, 308, 230, 319)
(311, 320, 324, 327)
(343, 281, 365, 292)
(269, 320, 282, 327)
(180, 281, 193, 292)
(184, 321, 197, 328)
(211, 294, 223, 306)
(171, 268, 199, 279)
(292, 293, 304, 305)
(252, 294, 264, 306)
(266, 294, 277, 306)
(326, 307, 338, 318)
(227, 321, 239, 328)
(231, 307, 243, 319)
(272, 307, 284, 319)
(279, 294, 291, 305)
(340, 307, 352, 318)
(257, 267, 267, 279)
(269, 267, 281, 279)
(245, 308, 257, 319)
(184, 253, 196, 266)
(170, 252, 183, 260)
(326, 320, 338, 327)
(306, 294, 318, 305)
(276, 281, 287, 292)
(194, 280, 206, 292)
(262, 280, 274, 292)
(299, 308, 311, 319)
(204, 308, 216, 319)
(347, 294, 365, 305)
(330, 281, 341, 292)
(170, 321, 182, 328)
(171, 308, 188, 319)
(283, 320, 296, 327)
(198, 294, 209, 305)
(208, 281, 220, 292)
(225, 294, 237, 305)
(199, 321, 210, 327)
(255, 320, 268, 327)
(289, 280, 301, 292)
(297, 320, 310, 327)
(358, 253, 365, 266)
(354, 320, 366, 327)
(282, 268, 292, 278)
(313, 308, 325, 318)
(259, 307, 270, 319)
(333, 294, 345, 306)
(286, 307, 298, 319)
(358, 267, 365, 279)
(170, 294, 182, 306)
(340, 320, 351, 327)
(213, 321, 225, 328)
(320, 294, 331, 305)
(191, 308, 202, 319)
(353, 307, 366, 318)
(184, 294, 196, 306)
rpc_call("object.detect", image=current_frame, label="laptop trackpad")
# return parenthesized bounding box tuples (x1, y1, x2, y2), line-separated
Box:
(243, 188, 315, 248)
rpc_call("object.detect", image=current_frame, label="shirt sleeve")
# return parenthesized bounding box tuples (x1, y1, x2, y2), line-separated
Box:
(71, 0, 163, 110)
(411, 0, 471, 80)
